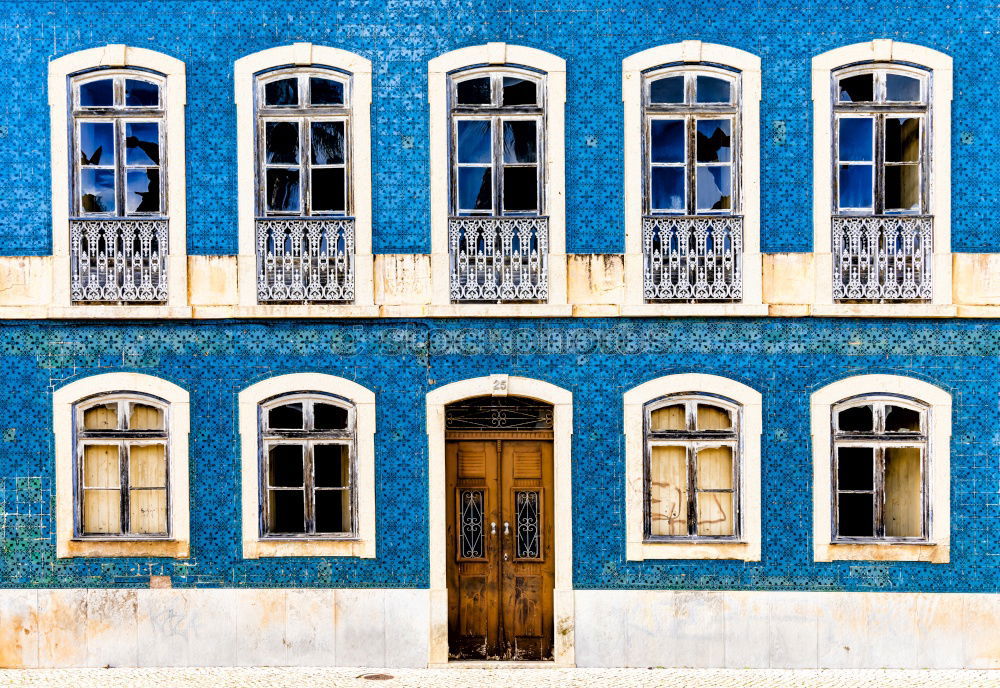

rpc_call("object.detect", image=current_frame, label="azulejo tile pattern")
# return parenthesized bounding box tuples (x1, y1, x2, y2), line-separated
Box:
(0, 318, 996, 593)
(0, 0, 995, 254)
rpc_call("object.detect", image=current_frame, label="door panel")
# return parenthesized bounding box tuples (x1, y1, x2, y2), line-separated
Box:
(447, 437, 554, 661)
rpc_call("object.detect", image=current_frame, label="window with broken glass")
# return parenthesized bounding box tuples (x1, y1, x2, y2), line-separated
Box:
(74, 394, 170, 538)
(644, 394, 741, 540)
(254, 68, 356, 303)
(641, 66, 743, 301)
(832, 65, 933, 301)
(259, 393, 356, 538)
(447, 68, 549, 302)
(832, 395, 928, 541)
(69, 70, 169, 303)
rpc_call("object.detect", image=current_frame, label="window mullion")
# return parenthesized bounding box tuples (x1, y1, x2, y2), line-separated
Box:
(874, 445, 886, 538)
(687, 443, 697, 537)
(494, 115, 502, 216)
(874, 114, 885, 214)
(120, 441, 130, 535)
(301, 116, 311, 216)
(304, 441, 316, 534)
(687, 116, 697, 215)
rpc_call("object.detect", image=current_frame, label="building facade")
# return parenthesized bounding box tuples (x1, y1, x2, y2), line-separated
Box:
(0, 0, 998, 670)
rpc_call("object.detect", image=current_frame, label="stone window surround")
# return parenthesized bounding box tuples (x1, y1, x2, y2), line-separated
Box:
(812, 40, 954, 316)
(622, 41, 767, 317)
(811, 374, 951, 563)
(239, 373, 376, 558)
(624, 373, 762, 561)
(53, 372, 191, 558)
(234, 43, 378, 317)
(427, 43, 570, 316)
(47, 44, 189, 317)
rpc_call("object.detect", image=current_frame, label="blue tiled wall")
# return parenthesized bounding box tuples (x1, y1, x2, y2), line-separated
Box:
(0, 318, 997, 592)
(0, 0, 996, 256)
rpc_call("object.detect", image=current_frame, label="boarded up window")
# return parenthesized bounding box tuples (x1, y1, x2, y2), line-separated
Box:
(644, 394, 740, 540)
(75, 395, 169, 537)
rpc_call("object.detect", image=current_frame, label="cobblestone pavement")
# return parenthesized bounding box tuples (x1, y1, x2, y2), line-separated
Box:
(1, 668, 999, 688)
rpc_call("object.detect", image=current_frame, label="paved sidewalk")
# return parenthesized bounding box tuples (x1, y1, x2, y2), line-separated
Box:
(1, 668, 998, 688)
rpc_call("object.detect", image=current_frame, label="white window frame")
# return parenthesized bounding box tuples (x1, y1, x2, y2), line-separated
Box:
(48, 45, 188, 313)
(428, 43, 569, 315)
(53, 372, 190, 558)
(622, 41, 765, 316)
(812, 40, 953, 314)
(239, 373, 376, 558)
(234, 43, 376, 315)
(624, 373, 762, 561)
(811, 374, 951, 563)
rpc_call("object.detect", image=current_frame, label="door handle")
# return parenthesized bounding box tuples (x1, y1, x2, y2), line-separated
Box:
(503, 521, 510, 536)
(490, 521, 497, 536)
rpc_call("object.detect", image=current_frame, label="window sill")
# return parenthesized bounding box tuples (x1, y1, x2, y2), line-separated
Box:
(620, 303, 769, 317)
(626, 539, 760, 561)
(47, 305, 194, 319)
(815, 542, 949, 563)
(58, 538, 189, 559)
(811, 303, 957, 318)
(243, 537, 375, 559)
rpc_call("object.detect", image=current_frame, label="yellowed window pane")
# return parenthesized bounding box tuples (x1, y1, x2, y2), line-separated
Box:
(128, 403, 164, 431)
(697, 446, 733, 490)
(650, 404, 686, 431)
(129, 488, 167, 535)
(649, 445, 687, 536)
(885, 446, 922, 537)
(83, 402, 119, 430)
(83, 444, 120, 488)
(128, 444, 166, 488)
(696, 404, 732, 430)
(696, 491, 734, 536)
(82, 489, 121, 534)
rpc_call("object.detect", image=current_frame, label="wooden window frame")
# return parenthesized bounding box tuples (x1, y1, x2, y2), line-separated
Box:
(642, 392, 742, 542)
(830, 393, 930, 543)
(72, 392, 170, 539)
(831, 64, 931, 216)
(642, 65, 740, 217)
(70, 69, 167, 219)
(255, 67, 353, 218)
(258, 391, 357, 539)
(448, 67, 546, 217)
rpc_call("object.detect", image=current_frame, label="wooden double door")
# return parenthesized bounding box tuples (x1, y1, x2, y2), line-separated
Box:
(446, 433, 554, 660)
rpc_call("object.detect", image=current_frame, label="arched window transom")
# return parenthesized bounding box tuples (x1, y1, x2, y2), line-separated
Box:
(831, 394, 928, 540)
(74, 392, 169, 537)
(259, 392, 356, 537)
(643, 393, 741, 540)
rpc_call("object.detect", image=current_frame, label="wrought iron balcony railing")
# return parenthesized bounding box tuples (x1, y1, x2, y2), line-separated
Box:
(256, 218, 355, 303)
(70, 219, 168, 303)
(832, 215, 933, 302)
(448, 216, 548, 303)
(642, 215, 743, 302)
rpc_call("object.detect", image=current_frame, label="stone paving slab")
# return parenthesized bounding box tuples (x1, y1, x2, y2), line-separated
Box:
(1, 668, 999, 688)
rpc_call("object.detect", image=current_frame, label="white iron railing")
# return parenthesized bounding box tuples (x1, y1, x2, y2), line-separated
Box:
(832, 215, 933, 302)
(448, 216, 548, 302)
(256, 218, 355, 303)
(70, 219, 168, 303)
(642, 216, 743, 301)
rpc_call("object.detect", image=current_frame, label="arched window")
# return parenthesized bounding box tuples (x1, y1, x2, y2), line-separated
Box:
(429, 44, 567, 307)
(813, 41, 952, 307)
(450, 68, 544, 217)
(74, 393, 169, 537)
(259, 393, 356, 537)
(49, 45, 187, 307)
(622, 42, 763, 311)
(831, 394, 928, 540)
(644, 393, 741, 539)
(810, 374, 950, 563)
(643, 67, 738, 217)
(235, 44, 374, 308)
